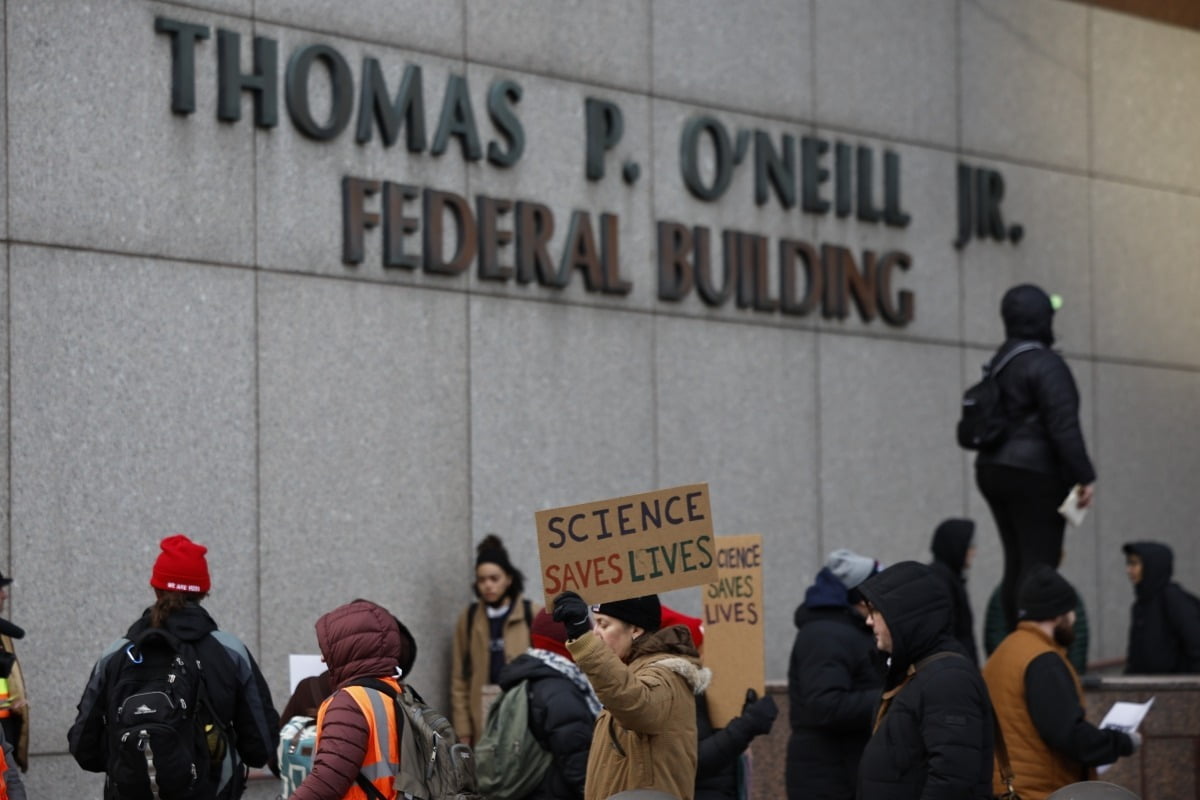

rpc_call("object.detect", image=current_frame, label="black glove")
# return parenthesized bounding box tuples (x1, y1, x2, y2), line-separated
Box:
(739, 689, 778, 737)
(552, 591, 591, 639)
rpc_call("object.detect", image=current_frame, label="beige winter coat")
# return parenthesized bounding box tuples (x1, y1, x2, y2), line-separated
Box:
(568, 625, 709, 800)
(449, 595, 537, 741)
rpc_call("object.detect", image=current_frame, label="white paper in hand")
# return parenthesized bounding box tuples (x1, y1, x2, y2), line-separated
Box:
(1096, 697, 1154, 775)
(1058, 485, 1088, 527)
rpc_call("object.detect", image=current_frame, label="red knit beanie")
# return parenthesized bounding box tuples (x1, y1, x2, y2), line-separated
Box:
(530, 608, 571, 660)
(150, 534, 211, 594)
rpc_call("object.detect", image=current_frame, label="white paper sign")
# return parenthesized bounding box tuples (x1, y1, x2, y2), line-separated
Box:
(288, 653, 326, 695)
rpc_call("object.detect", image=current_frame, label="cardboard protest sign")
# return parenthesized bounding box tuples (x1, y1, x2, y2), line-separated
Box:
(535, 483, 717, 606)
(701, 534, 765, 728)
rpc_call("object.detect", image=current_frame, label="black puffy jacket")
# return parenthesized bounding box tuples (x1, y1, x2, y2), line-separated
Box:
(786, 568, 883, 800)
(930, 519, 978, 664)
(1124, 542, 1200, 674)
(856, 562, 994, 800)
(68, 603, 280, 800)
(496, 652, 596, 800)
(974, 284, 1095, 486)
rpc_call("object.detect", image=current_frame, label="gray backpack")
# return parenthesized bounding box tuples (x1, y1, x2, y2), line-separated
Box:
(350, 678, 483, 800)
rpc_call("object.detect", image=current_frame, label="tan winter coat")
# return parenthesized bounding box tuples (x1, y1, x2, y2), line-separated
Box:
(450, 595, 537, 741)
(568, 625, 709, 800)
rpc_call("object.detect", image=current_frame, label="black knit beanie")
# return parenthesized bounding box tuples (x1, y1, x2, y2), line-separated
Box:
(1018, 564, 1076, 621)
(475, 533, 515, 573)
(592, 595, 662, 632)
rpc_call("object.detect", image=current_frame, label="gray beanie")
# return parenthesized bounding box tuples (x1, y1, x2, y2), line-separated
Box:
(824, 549, 877, 590)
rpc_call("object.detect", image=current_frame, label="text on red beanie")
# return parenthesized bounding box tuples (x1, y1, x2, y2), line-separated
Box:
(150, 534, 211, 594)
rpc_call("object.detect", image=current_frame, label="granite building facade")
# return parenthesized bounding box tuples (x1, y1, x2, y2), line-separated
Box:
(2, 1, 1197, 796)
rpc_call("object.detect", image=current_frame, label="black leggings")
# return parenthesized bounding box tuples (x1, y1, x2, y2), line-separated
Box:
(976, 463, 1071, 632)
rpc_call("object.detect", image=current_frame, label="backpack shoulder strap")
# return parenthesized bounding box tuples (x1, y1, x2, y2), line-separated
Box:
(355, 773, 390, 800)
(462, 602, 479, 678)
(988, 341, 1045, 378)
(523, 599, 533, 634)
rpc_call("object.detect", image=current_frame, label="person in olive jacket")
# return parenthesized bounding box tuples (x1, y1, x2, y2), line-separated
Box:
(554, 591, 709, 800)
(787, 550, 884, 800)
(1123, 541, 1200, 674)
(974, 284, 1096, 633)
(494, 608, 600, 800)
(290, 599, 417, 800)
(856, 561, 994, 800)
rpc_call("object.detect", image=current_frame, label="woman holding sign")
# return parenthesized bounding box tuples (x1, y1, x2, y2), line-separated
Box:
(553, 591, 709, 800)
(451, 534, 539, 744)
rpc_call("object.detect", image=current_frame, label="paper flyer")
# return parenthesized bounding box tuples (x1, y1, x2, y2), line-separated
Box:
(1097, 697, 1154, 775)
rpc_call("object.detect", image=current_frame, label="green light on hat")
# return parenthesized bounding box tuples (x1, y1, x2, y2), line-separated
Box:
(1049, 293, 1064, 311)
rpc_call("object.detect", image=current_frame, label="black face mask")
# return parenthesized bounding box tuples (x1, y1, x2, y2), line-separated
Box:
(1053, 618, 1076, 649)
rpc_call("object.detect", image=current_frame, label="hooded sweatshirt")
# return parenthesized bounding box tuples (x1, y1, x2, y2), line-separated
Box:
(1124, 542, 1200, 674)
(975, 284, 1095, 486)
(856, 562, 994, 800)
(568, 625, 709, 800)
(930, 519, 978, 664)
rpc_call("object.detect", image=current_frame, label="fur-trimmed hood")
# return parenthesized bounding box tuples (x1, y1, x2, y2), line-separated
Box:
(626, 624, 710, 693)
(653, 655, 712, 695)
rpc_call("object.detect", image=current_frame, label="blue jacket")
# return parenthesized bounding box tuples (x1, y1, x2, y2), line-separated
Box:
(786, 568, 883, 800)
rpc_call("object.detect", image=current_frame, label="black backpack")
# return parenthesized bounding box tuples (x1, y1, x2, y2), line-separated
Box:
(957, 342, 1044, 451)
(105, 627, 220, 800)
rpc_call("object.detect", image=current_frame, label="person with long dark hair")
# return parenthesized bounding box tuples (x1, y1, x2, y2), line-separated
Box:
(68, 534, 280, 799)
(450, 534, 539, 745)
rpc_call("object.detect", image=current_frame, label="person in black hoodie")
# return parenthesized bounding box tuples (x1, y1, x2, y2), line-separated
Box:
(929, 518, 978, 664)
(658, 607, 777, 800)
(494, 608, 599, 800)
(68, 534, 281, 800)
(1123, 541, 1200, 674)
(974, 284, 1096, 634)
(857, 561, 994, 800)
(786, 550, 884, 800)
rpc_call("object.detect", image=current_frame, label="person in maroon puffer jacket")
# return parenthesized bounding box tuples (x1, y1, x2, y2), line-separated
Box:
(290, 599, 417, 800)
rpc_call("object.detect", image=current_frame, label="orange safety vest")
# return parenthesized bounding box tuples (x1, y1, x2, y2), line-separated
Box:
(315, 677, 402, 800)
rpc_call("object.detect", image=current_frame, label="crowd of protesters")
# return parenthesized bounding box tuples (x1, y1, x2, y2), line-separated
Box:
(54, 284, 1199, 800)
